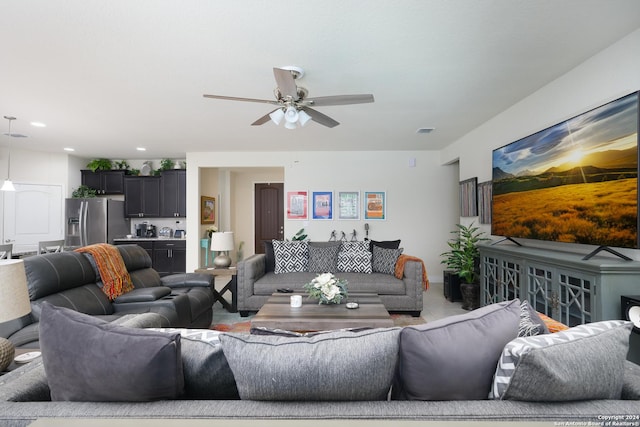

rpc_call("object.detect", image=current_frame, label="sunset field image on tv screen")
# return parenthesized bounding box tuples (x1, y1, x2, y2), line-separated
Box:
(492, 91, 639, 249)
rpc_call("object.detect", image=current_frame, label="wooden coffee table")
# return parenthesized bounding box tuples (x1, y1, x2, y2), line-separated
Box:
(251, 293, 394, 332)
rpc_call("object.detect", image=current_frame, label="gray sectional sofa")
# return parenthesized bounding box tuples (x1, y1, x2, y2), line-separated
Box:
(0, 300, 639, 426)
(0, 244, 215, 348)
(237, 240, 424, 316)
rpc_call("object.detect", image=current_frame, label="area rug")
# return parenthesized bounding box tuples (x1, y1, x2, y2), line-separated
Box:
(211, 314, 426, 333)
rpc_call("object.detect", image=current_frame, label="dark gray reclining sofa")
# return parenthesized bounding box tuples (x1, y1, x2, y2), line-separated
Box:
(0, 244, 215, 348)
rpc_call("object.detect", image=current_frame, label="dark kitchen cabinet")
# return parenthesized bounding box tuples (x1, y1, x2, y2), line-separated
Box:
(160, 170, 186, 217)
(114, 239, 184, 275)
(153, 240, 186, 276)
(81, 170, 125, 195)
(123, 176, 161, 217)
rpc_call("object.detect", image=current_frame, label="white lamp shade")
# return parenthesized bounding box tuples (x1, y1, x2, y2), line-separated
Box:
(284, 106, 299, 123)
(0, 259, 31, 323)
(284, 121, 297, 130)
(210, 232, 234, 251)
(298, 110, 312, 127)
(0, 180, 15, 192)
(269, 109, 285, 125)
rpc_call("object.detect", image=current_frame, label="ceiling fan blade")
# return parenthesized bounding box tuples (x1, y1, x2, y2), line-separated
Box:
(303, 107, 340, 128)
(251, 109, 280, 126)
(273, 68, 299, 100)
(203, 94, 279, 105)
(304, 94, 374, 107)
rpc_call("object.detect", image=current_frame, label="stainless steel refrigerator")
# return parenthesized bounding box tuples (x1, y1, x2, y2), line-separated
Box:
(65, 199, 130, 248)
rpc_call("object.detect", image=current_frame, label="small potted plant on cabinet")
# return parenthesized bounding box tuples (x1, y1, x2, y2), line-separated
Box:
(86, 158, 113, 172)
(440, 222, 489, 310)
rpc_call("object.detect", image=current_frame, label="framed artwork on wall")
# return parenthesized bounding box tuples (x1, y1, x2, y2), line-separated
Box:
(312, 191, 333, 220)
(338, 191, 360, 220)
(201, 196, 216, 224)
(460, 177, 478, 217)
(287, 191, 308, 220)
(364, 191, 386, 220)
(478, 181, 492, 224)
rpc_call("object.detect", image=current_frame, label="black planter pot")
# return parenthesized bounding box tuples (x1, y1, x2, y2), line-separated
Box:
(460, 282, 480, 311)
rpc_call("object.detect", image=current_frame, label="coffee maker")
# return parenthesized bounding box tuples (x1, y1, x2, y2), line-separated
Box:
(136, 222, 157, 238)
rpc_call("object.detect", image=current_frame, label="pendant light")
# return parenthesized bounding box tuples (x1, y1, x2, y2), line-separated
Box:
(1, 116, 16, 192)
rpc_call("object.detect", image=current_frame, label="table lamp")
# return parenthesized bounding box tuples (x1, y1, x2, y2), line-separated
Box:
(210, 231, 234, 268)
(0, 259, 31, 371)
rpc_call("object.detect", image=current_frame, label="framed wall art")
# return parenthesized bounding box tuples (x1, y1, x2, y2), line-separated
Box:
(201, 196, 216, 224)
(286, 191, 308, 220)
(338, 191, 360, 220)
(312, 191, 333, 220)
(364, 191, 386, 220)
(460, 177, 478, 217)
(478, 180, 492, 224)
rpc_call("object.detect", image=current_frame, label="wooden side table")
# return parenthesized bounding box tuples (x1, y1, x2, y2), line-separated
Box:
(195, 267, 237, 313)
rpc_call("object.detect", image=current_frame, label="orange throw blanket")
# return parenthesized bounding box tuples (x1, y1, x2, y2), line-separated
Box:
(395, 254, 429, 290)
(75, 243, 134, 301)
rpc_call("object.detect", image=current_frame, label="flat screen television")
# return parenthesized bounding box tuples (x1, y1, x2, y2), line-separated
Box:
(491, 91, 639, 256)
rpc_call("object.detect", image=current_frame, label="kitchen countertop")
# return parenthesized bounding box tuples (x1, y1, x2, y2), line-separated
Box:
(113, 237, 186, 242)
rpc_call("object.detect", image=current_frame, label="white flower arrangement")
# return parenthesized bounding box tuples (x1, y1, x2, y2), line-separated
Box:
(206, 225, 218, 238)
(303, 272, 348, 305)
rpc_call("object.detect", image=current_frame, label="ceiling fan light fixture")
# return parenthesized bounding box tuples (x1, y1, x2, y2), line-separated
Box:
(269, 109, 285, 125)
(284, 121, 297, 130)
(284, 106, 299, 123)
(298, 110, 311, 127)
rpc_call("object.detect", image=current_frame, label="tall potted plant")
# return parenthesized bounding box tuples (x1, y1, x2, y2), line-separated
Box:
(441, 222, 489, 310)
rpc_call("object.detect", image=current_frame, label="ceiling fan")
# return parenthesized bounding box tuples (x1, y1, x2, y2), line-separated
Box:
(203, 66, 374, 129)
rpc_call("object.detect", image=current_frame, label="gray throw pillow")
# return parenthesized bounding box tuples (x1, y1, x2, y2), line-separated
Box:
(146, 328, 239, 399)
(220, 328, 401, 401)
(525, 302, 549, 334)
(491, 320, 632, 401)
(622, 360, 640, 400)
(518, 300, 542, 337)
(372, 245, 403, 275)
(307, 241, 341, 273)
(38, 303, 183, 402)
(393, 299, 520, 400)
(180, 338, 239, 399)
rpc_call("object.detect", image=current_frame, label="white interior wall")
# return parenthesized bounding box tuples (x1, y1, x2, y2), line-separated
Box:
(187, 151, 458, 283)
(230, 167, 284, 261)
(441, 28, 640, 259)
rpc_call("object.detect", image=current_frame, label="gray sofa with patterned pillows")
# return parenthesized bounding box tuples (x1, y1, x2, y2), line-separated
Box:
(0, 244, 215, 349)
(236, 240, 425, 316)
(1, 299, 639, 425)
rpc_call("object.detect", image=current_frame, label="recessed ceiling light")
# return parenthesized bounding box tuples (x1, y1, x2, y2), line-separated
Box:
(416, 127, 435, 134)
(64, 147, 75, 152)
(136, 147, 146, 151)
(30, 122, 46, 128)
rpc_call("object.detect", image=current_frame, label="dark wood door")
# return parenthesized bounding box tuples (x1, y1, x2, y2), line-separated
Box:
(254, 183, 284, 254)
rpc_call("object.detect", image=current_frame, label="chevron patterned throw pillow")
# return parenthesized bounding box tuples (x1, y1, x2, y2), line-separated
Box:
(491, 320, 632, 401)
